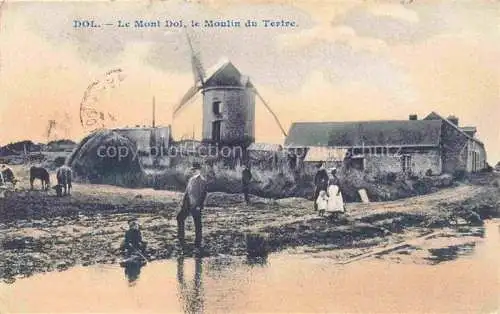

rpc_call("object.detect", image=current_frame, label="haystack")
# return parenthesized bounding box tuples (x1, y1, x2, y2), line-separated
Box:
(67, 130, 144, 187)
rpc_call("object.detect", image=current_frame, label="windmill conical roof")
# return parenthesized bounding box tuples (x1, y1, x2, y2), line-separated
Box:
(204, 58, 254, 88)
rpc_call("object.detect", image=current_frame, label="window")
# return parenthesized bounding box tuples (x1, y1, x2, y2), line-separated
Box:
(353, 148, 362, 155)
(350, 157, 365, 171)
(472, 152, 477, 172)
(212, 121, 221, 142)
(288, 154, 297, 169)
(401, 155, 412, 173)
(213, 101, 221, 115)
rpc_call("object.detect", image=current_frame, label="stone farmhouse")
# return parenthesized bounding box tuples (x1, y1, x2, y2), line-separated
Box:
(285, 112, 487, 176)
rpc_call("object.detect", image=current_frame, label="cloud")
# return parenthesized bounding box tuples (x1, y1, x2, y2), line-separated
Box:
(391, 32, 500, 163)
(252, 70, 412, 143)
(0, 1, 498, 165)
(275, 1, 387, 53)
(366, 3, 419, 24)
(277, 25, 387, 53)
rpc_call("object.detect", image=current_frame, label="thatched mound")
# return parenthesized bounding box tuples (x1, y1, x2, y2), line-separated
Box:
(67, 130, 144, 187)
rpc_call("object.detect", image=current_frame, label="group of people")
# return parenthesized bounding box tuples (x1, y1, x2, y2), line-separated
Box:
(313, 163, 345, 217)
(122, 161, 345, 262)
(122, 162, 256, 259)
(122, 162, 208, 260)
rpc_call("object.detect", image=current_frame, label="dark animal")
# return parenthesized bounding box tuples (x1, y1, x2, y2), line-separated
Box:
(0, 166, 17, 186)
(55, 165, 72, 196)
(30, 166, 50, 190)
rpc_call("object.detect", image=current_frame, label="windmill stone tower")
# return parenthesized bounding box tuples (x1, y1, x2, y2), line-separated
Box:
(201, 59, 255, 146)
(173, 33, 287, 149)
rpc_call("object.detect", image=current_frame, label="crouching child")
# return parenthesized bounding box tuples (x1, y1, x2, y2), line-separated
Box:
(121, 219, 147, 258)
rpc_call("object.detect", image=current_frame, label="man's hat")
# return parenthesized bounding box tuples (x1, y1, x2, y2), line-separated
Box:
(128, 218, 138, 225)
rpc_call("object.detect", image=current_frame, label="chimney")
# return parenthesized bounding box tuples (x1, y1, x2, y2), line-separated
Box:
(447, 115, 459, 126)
(460, 126, 477, 138)
(409, 114, 417, 121)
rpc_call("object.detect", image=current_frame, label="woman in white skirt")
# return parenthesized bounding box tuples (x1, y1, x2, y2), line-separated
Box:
(326, 168, 345, 217)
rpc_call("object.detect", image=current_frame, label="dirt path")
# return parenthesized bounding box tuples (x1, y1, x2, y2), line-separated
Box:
(346, 185, 482, 217)
(0, 176, 497, 283)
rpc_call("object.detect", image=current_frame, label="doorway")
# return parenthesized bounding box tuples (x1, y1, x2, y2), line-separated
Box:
(212, 121, 221, 142)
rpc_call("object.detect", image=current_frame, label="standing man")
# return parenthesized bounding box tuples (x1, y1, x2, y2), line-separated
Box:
(241, 165, 253, 205)
(313, 163, 329, 211)
(177, 162, 208, 252)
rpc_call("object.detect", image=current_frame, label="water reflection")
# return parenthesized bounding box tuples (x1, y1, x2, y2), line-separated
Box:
(124, 262, 144, 286)
(2, 221, 499, 314)
(246, 255, 268, 267)
(121, 256, 146, 286)
(177, 256, 204, 314)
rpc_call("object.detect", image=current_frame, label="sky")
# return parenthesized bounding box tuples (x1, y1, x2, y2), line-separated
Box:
(0, 0, 498, 163)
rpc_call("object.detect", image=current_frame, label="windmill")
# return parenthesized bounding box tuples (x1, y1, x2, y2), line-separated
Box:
(172, 30, 288, 141)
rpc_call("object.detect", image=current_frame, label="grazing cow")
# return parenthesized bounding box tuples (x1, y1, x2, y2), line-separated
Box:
(30, 166, 50, 190)
(55, 165, 72, 196)
(0, 165, 17, 186)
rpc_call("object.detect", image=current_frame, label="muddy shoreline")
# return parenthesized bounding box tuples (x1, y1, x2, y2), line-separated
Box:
(1, 178, 499, 284)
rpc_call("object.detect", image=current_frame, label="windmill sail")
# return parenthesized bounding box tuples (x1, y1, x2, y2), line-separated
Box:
(191, 53, 205, 85)
(255, 89, 288, 137)
(173, 30, 206, 118)
(186, 29, 205, 85)
(173, 84, 202, 116)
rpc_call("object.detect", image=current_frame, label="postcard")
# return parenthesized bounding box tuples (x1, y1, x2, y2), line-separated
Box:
(0, 0, 498, 313)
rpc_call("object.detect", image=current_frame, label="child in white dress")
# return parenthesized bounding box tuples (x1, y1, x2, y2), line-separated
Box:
(316, 190, 328, 216)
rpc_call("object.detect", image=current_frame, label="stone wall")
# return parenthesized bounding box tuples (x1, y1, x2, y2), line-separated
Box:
(439, 121, 469, 174)
(364, 148, 441, 176)
(466, 139, 488, 172)
(202, 87, 255, 144)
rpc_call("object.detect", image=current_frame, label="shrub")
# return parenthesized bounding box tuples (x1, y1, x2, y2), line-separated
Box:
(386, 172, 397, 184)
(481, 164, 493, 173)
(413, 177, 433, 195)
(245, 232, 269, 258)
(453, 170, 467, 181)
(54, 156, 66, 167)
(425, 169, 433, 176)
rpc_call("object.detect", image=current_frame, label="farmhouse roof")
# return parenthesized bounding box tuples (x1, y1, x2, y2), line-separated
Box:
(284, 120, 443, 148)
(204, 59, 254, 88)
(424, 111, 484, 146)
